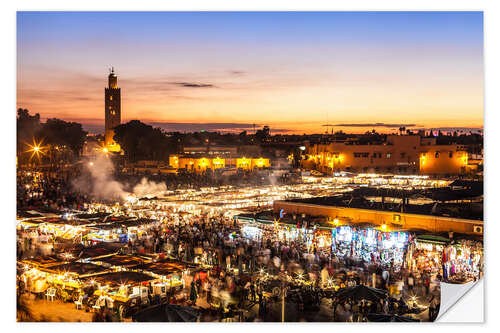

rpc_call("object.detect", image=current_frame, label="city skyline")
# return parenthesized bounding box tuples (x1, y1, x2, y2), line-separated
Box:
(17, 11, 484, 134)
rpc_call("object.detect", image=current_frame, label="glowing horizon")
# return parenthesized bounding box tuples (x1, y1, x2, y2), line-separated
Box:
(17, 11, 484, 134)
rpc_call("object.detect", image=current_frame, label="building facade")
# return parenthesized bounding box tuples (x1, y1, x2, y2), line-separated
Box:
(169, 155, 270, 173)
(104, 68, 121, 151)
(301, 135, 470, 175)
(273, 200, 483, 235)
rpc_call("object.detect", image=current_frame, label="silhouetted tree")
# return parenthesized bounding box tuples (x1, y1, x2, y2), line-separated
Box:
(40, 118, 87, 156)
(17, 108, 41, 151)
(114, 120, 173, 162)
(17, 108, 43, 167)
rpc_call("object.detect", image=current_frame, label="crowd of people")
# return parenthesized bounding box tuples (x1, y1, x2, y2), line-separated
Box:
(17, 168, 441, 322)
(17, 170, 88, 211)
(83, 205, 441, 321)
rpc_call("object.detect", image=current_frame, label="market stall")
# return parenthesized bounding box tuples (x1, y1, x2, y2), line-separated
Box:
(67, 244, 119, 260)
(19, 261, 101, 301)
(38, 262, 109, 301)
(86, 224, 125, 243)
(241, 223, 263, 241)
(312, 228, 333, 250)
(89, 254, 151, 270)
(442, 239, 483, 283)
(21, 255, 61, 268)
(132, 260, 189, 298)
(38, 218, 91, 240)
(16, 218, 45, 231)
(331, 226, 410, 268)
(407, 234, 448, 274)
(86, 271, 157, 315)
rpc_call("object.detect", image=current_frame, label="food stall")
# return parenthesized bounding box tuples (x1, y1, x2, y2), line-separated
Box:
(67, 244, 119, 261)
(38, 218, 91, 240)
(16, 218, 45, 231)
(85, 217, 159, 244)
(89, 254, 151, 270)
(86, 224, 124, 243)
(38, 262, 109, 301)
(19, 259, 107, 300)
(21, 255, 61, 268)
(121, 218, 160, 242)
(16, 217, 91, 240)
(86, 271, 157, 316)
(132, 260, 189, 299)
(21, 267, 50, 297)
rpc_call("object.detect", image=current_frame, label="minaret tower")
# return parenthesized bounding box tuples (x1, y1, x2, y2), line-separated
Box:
(104, 67, 121, 150)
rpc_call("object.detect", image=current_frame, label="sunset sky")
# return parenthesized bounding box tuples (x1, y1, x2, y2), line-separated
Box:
(17, 11, 484, 134)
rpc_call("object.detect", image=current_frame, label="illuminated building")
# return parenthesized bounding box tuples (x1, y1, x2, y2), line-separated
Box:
(104, 68, 121, 152)
(302, 135, 473, 175)
(419, 148, 468, 175)
(169, 155, 270, 173)
(183, 146, 237, 156)
(236, 157, 251, 170)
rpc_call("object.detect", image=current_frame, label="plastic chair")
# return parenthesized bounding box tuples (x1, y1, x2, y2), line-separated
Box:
(45, 288, 55, 301)
(74, 295, 83, 310)
(92, 298, 101, 312)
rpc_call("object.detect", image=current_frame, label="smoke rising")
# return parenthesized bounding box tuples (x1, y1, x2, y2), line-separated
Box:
(72, 154, 129, 201)
(268, 174, 278, 186)
(133, 178, 167, 198)
(72, 155, 168, 202)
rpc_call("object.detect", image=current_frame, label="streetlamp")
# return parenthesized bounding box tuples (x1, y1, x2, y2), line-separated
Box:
(26, 139, 45, 167)
(281, 279, 286, 322)
(280, 270, 289, 322)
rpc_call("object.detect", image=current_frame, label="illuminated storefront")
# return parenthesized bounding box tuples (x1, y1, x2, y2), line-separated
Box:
(331, 226, 409, 267)
(407, 235, 447, 274)
(407, 236, 483, 282)
(442, 240, 483, 282)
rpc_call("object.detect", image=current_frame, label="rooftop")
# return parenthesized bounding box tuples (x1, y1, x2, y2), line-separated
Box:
(285, 194, 483, 220)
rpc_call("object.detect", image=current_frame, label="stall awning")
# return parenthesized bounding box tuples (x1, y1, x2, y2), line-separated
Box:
(233, 216, 255, 222)
(255, 219, 274, 225)
(416, 234, 450, 244)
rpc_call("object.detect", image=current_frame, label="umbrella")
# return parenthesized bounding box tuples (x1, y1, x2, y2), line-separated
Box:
(133, 304, 200, 322)
(366, 313, 420, 322)
(335, 285, 388, 302)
